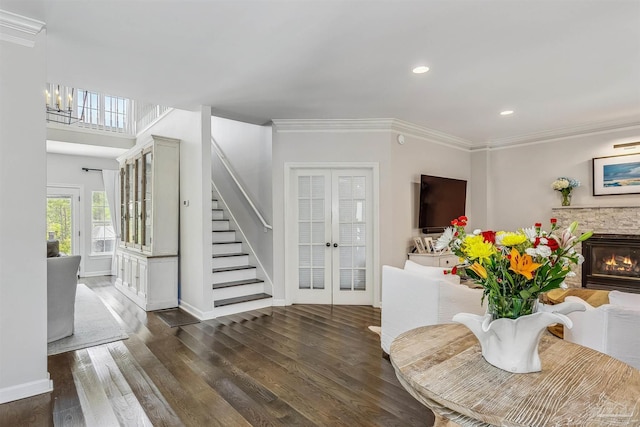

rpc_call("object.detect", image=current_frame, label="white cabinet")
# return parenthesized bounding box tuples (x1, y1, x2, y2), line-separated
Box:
(408, 252, 459, 268)
(114, 135, 179, 311)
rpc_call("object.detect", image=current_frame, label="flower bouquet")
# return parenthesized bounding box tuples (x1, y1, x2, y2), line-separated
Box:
(552, 177, 580, 206)
(435, 216, 593, 320)
(434, 216, 592, 372)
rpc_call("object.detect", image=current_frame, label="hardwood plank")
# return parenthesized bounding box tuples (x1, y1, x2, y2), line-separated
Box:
(48, 352, 86, 427)
(70, 349, 121, 426)
(106, 341, 183, 427)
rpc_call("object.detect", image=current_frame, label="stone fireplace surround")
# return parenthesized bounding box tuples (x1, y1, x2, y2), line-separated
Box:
(551, 206, 640, 289)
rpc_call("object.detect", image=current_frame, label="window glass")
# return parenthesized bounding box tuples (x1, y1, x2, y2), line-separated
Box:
(91, 191, 115, 254)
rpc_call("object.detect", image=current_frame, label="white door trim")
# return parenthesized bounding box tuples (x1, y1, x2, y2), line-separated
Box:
(284, 162, 380, 307)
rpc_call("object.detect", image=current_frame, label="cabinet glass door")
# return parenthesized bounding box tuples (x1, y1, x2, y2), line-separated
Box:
(135, 156, 143, 246)
(127, 162, 135, 244)
(120, 167, 126, 243)
(143, 151, 152, 248)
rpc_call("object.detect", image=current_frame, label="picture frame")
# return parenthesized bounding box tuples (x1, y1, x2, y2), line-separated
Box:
(423, 237, 434, 253)
(593, 153, 640, 196)
(413, 237, 427, 254)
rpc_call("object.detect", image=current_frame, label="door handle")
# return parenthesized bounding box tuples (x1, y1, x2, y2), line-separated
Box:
(326, 242, 331, 247)
(333, 243, 338, 248)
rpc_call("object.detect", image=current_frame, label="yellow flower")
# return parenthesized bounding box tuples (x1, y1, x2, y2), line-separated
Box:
(508, 248, 541, 280)
(470, 262, 487, 279)
(498, 231, 528, 247)
(462, 235, 496, 262)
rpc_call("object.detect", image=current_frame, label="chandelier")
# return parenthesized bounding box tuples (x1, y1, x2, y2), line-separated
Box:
(45, 84, 85, 125)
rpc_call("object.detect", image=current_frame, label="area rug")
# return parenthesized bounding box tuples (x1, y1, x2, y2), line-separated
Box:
(154, 308, 200, 327)
(47, 284, 128, 356)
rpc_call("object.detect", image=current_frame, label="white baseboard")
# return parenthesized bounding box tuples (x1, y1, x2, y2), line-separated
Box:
(80, 271, 113, 278)
(0, 376, 53, 404)
(179, 300, 215, 320)
(272, 298, 286, 307)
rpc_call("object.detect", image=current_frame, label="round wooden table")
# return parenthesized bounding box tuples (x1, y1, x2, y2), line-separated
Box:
(390, 324, 640, 427)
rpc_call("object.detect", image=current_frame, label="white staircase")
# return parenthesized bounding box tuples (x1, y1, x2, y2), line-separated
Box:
(211, 196, 272, 316)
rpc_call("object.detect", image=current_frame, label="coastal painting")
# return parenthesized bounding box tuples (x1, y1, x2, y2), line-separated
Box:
(593, 153, 640, 196)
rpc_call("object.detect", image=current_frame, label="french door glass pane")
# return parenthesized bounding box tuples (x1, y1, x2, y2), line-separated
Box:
(337, 175, 367, 292)
(144, 152, 152, 246)
(298, 175, 326, 290)
(47, 196, 73, 254)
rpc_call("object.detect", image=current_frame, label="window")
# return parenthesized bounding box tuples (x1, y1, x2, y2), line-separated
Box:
(91, 191, 115, 254)
(76, 89, 132, 133)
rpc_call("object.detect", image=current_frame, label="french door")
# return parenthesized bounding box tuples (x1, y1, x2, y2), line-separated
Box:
(291, 168, 373, 305)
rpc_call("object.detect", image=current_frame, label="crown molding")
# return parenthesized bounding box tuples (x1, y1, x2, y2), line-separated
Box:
(272, 118, 474, 150)
(487, 118, 640, 150)
(0, 10, 46, 47)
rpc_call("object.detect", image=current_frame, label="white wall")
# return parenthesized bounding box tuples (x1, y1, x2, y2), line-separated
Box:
(390, 136, 472, 267)
(136, 108, 213, 318)
(46, 153, 119, 276)
(0, 31, 52, 403)
(211, 117, 273, 283)
(488, 128, 640, 231)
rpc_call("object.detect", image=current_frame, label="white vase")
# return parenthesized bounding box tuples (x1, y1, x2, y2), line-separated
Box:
(453, 301, 585, 373)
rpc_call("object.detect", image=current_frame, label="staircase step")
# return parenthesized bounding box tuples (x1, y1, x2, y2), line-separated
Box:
(212, 209, 224, 220)
(212, 253, 249, 269)
(212, 219, 229, 231)
(212, 242, 242, 255)
(212, 265, 257, 284)
(212, 252, 248, 258)
(213, 278, 264, 290)
(212, 265, 256, 273)
(214, 293, 272, 307)
(212, 230, 237, 243)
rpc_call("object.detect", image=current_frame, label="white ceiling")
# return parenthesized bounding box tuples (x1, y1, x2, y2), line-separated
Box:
(3, 0, 640, 147)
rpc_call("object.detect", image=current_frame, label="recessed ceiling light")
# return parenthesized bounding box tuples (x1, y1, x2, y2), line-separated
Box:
(412, 66, 429, 74)
(500, 110, 514, 116)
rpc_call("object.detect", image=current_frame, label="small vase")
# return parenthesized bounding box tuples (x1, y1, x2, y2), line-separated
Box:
(561, 191, 572, 206)
(453, 301, 586, 373)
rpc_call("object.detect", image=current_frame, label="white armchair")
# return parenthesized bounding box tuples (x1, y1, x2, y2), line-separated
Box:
(564, 290, 640, 370)
(381, 260, 485, 354)
(47, 255, 81, 343)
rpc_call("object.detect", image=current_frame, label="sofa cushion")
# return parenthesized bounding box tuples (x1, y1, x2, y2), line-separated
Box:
(403, 260, 460, 284)
(608, 290, 640, 309)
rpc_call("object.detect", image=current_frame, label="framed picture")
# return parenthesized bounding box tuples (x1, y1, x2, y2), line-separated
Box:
(593, 153, 640, 196)
(413, 237, 426, 254)
(423, 237, 434, 253)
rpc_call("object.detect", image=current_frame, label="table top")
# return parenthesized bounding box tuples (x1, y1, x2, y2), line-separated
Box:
(390, 324, 640, 427)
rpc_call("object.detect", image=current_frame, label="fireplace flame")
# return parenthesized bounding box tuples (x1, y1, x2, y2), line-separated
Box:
(603, 254, 634, 272)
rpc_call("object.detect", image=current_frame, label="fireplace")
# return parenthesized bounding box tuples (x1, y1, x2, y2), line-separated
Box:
(582, 234, 640, 294)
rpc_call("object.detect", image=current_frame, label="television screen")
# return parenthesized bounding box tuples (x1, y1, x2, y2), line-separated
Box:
(418, 175, 467, 233)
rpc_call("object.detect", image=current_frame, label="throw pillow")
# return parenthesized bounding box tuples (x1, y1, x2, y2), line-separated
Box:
(609, 290, 640, 309)
(404, 260, 460, 284)
(47, 240, 60, 258)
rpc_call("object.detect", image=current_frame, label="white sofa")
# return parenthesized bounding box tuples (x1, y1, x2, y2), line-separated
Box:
(380, 260, 486, 354)
(564, 290, 640, 370)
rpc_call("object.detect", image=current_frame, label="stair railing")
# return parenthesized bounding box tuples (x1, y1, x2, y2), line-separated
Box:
(210, 137, 272, 231)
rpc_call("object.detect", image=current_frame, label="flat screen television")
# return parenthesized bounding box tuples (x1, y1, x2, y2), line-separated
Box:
(418, 175, 467, 233)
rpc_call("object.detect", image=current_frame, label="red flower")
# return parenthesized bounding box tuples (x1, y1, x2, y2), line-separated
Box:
(451, 219, 459, 226)
(546, 238, 560, 251)
(481, 230, 496, 244)
(451, 265, 458, 275)
(459, 216, 468, 222)
(535, 222, 542, 228)
(550, 218, 557, 224)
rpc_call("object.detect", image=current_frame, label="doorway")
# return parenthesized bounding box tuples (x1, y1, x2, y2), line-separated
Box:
(47, 186, 82, 274)
(286, 165, 378, 305)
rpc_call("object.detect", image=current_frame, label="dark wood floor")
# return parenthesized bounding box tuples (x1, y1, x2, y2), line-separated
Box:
(0, 276, 433, 426)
